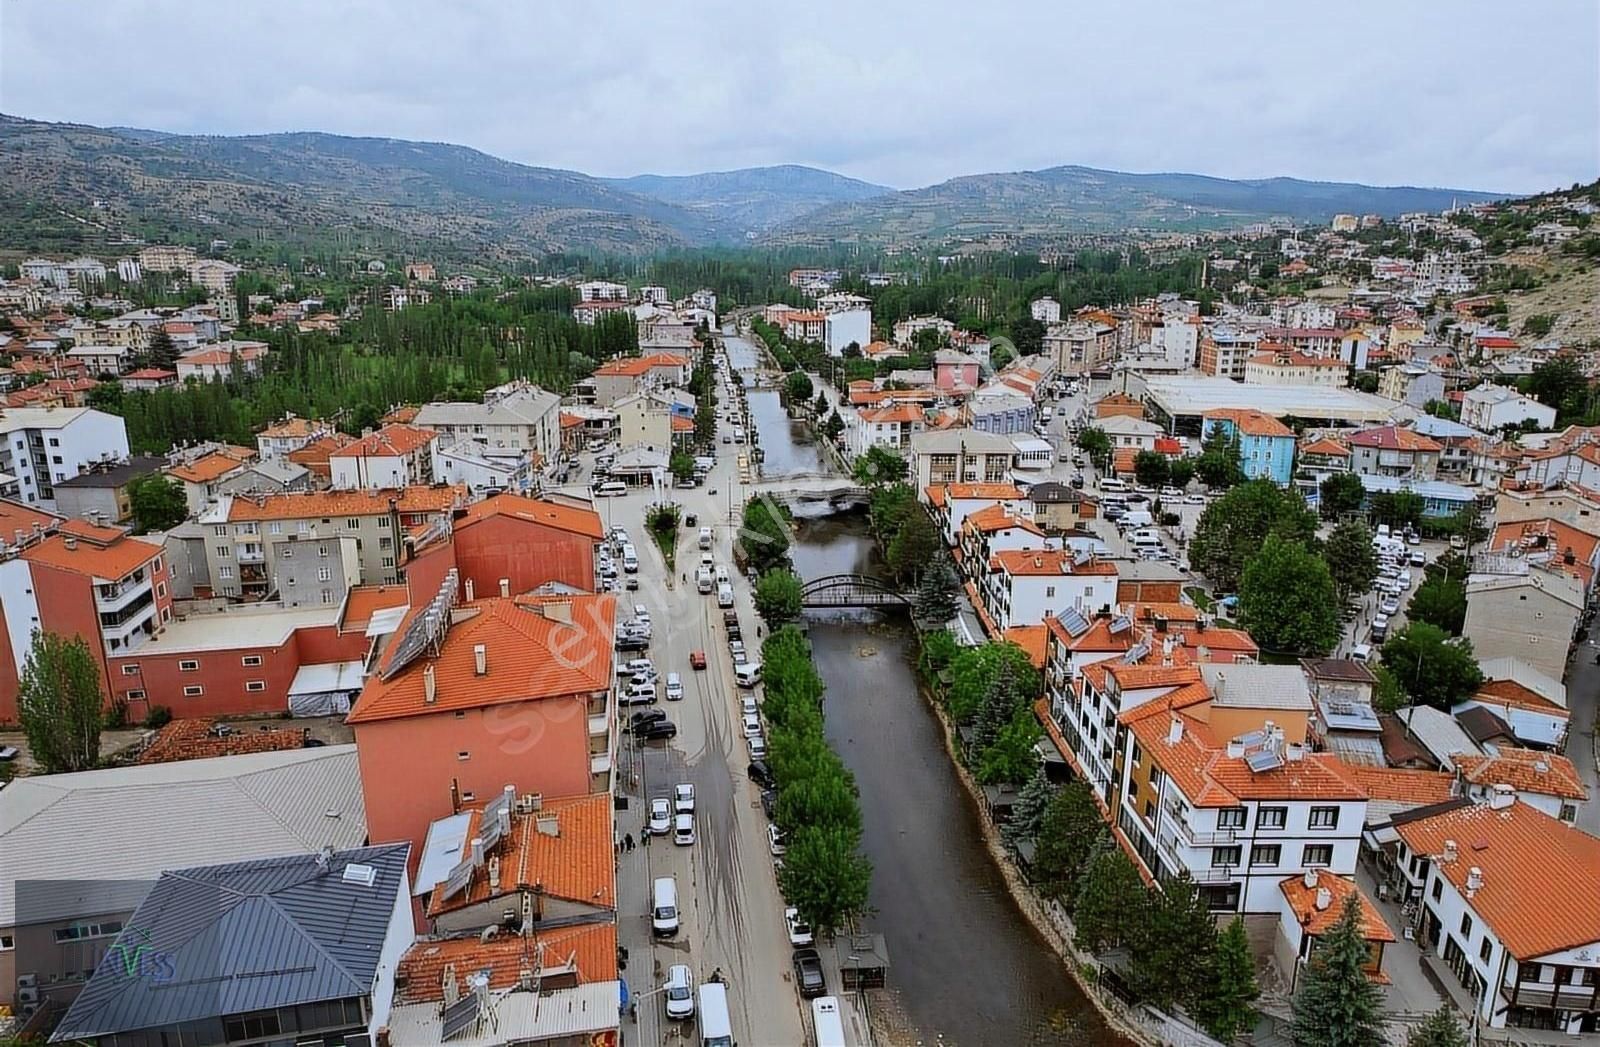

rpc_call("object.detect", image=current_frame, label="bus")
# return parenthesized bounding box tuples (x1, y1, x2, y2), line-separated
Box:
(810, 996, 846, 1047)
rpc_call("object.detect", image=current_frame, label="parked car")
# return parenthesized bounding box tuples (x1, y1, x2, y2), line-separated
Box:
(785, 907, 814, 947)
(630, 710, 668, 733)
(748, 760, 775, 789)
(740, 695, 759, 718)
(1184, 492, 1206, 505)
(638, 720, 678, 742)
(791, 948, 826, 998)
(674, 783, 695, 814)
(673, 813, 696, 846)
(648, 797, 672, 835)
(767, 823, 786, 856)
(1159, 486, 1183, 499)
(663, 964, 695, 1020)
(742, 712, 763, 738)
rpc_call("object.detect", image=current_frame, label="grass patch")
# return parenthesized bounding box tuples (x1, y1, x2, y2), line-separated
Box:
(1184, 586, 1215, 611)
(646, 504, 680, 572)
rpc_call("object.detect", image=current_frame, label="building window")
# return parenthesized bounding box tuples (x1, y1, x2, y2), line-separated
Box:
(1431, 878, 1444, 901)
(1218, 807, 1247, 829)
(317, 567, 331, 582)
(379, 536, 393, 549)
(241, 655, 262, 667)
(1302, 844, 1334, 867)
(1561, 803, 1577, 822)
(345, 517, 361, 529)
(321, 589, 334, 604)
(378, 516, 392, 528)
(245, 681, 266, 692)
(1460, 913, 1473, 937)
(178, 659, 199, 671)
(319, 546, 330, 558)
(53, 921, 122, 943)
(216, 545, 230, 558)
(1257, 806, 1287, 830)
(1479, 937, 1492, 963)
(382, 555, 395, 567)
(458, 751, 470, 761)
(156, 582, 166, 599)
(125, 689, 145, 701)
(183, 685, 204, 697)
(218, 565, 233, 579)
(269, 521, 281, 534)
(280, 547, 293, 559)
(151, 557, 161, 573)
(0, 934, 13, 950)
(1211, 846, 1241, 868)
(1249, 844, 1281, 867)
(1308, 806, 1339, 829)
(121, 664, 140, 676)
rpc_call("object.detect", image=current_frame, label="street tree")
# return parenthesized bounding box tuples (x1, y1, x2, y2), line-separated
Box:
(1033, 781, 1104, 905)
(1381, 623, 1483, 710)
(852, 446, 908, 487)
(1324, 520, 1379, 606)
(1167, 457, 1197, 489)
(887, 508, 942, 584)
(913, 558, 961, 624)
(778, 824, 873, 937)
(1405, 1005, 1470, 1047)
(783, 370, 814, 407)
(18, 631, 105, 774)
(945, 641, 1039, 724)
(1071, 840, 1148, 953)
(1195, 428, 1245, 489)
(1407, 575, 1468, 635)
(773, 768, 862, 839)
(1001, 768, 1055, 852)
(669, 450, 696, 485)
(1133, 450, 1170, 488)
(1319, 472, 1367, 519)
(1240, 535, 1341, 654)
(753, 569, 804, 626)
(1125, 873, 1218, 1012)
(1290, 894, 1386, 1047)
(1075, 427, 1112, 471)
(1190, 480, 1319, 593)
(976, 707, 1042, 785)
(128, 474, 188, 533)
(1192, 917, 1260, 1044)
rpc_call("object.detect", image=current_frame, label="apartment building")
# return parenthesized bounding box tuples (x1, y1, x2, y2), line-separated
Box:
(404, 492, 604, 605)
(571, 299, 633, 325)
(1394, 801, 1600, 1035)
(585, 352, 692, 406)
(255, 415, 333, 460)
(576, 280, 629, 302)
(1197, 326, 1262, 380)
(958, 504, 1053, 581)
(924, 482, 1026, 545)
(52, 456, 166, 524)
(1243, 348, 1348, 388)
(137, 244, 198, 272)
(166, 447, 257, 514)
(1203, 409, 1297, 486)
(0, 406, 131, 510)
(1026, 482, 1097, 534)
(349, 592, 619, 865)
(1347, 425, 1443, 481)
(1450, 749, 1588, 824)
(1460, 384, 1557, 432)
(431, 441, 535, 496)
(1463, 567, 1583, 682)
(910, 429, 1018, 494)
(329, 424, 440, 490)
(851, 403, 926, 456)
(414, 381, 562, 465)
(1457, 657, 1570, 750)
(981, 549, 1118, 632)
(0, 517, 172, 722)
(1031, 297, 1062, 324)
(175, 340, 268, 381)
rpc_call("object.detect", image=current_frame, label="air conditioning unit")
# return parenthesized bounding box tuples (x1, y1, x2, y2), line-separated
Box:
(18, 986, 40, 1005)
(17, 973, 37, 989)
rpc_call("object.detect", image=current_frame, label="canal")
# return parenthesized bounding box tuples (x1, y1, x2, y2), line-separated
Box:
(724, 329, 1114, 1046)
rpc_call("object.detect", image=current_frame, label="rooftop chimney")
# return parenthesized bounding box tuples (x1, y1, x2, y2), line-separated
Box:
(1314, 887, 1332, 911)
(63, 536, 77, 551)
(499, 577, 510, 598)
(1443, 839, 1458, 863)
(1489, 783, 1515, 809)
(474, 643, 487, 676)
(1166, 718, 1184, 745)
(464, 578, 475, 602)
(535, 814, 560, 837)
(1466, 866, 1484, 894)
(470, 836, 484, 868)
(1303, 869, 1319, 890)
(423, 664, 437, 703)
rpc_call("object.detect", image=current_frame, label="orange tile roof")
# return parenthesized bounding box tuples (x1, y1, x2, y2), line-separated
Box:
(859, 403, 925, 424)
(1204, 407, 1295, 438)
(57, 518, 126, 543)
(1048, 614, 1139, 654)
(0, 499, 60, 541)
(1109, 662, 1203, 697)
(122, 368, 177, 381)
(396, 922, 617, 1004)
(1299, 437, 1351, 457)
(382, 405, 420, 425)
(428, 793, 614, 915)
(138, 719, 306, 764)
(1452, 748, 1588, 801)
(1341, 765, 1456, 806)
(942, 483, 1024, 500)
(1347, 425, 1441, 452)
(259, 416, 326, 439)
(456, 492, 605, 539)
(963, 503, 1044, 537)
(1280, 871, 1395, 943)
(226, 485, 465, 522)
(350, 595, 616, 723)
(925, 485, 948, 507)
(990, 548, 1117, 577)
(1111, 446, 1138, 474)
(286, 432, 357, 475)
(340, 584, 412, 630)
(1395, 802, 1600, 959)
(1473, 678, 1568, 715)
(1249, 349, 1347, 369)
(21, 529, 160, 581)
(591, 352, 689, 378)
(1004, 625, 1049, 669)
(1490, 518, 1600, 566)
(327, 423, 437, 459)
(168, 451, 249, 485)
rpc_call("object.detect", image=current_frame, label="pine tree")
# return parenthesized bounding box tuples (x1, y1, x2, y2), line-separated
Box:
(913, 558, 961, 624)
(1033, 781, 1103, 906)
(1192, 917, 1260, 1044)
(1290, 894, 1386, 1047)
(968, 659, 1018, 754)
(1001, 768, 1055, 852)
(1125, 873, 1218, 1011)
(1071, 839, 1148, 953)
(1405, 1005, 1469, 1047)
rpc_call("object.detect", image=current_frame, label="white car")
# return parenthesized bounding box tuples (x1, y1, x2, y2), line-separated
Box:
(1159, 486, 1183, 499)
(767, 823, 786, 856)
(740, 696, 759, 718)
(742, 712, 763, 738)
(623, 658, 654, 677)
(1184, 492, 1206, 504)
(633, 603, 650, 621)
(1380, 597, 1401, 616)
(663, 964, 695, 1020)
(665, 672, 683, 701)
(1409, 550, 1426, 567)
(785, 907, 814, 947)
(1397, 571, 1413, 588)
(674, 783, 695, 814)
(673, 813, 696, 846)
(648, 797, 672, 835)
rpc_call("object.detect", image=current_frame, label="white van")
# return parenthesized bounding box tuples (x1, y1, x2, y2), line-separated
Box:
(696, 566, 714, 593)
(1099, 477, 1129, 492)
(1120, 509, 1153, 529)
(1350, 643, 1373, 664)
(811, 997, 847, 1047)
(1129, 529, 1162, 547)
(651, 876, 679, 937)
(734, 662, 762, 689)
(697, 983, 733, 1047)
(698, 526, 713, 550)
(622, 544, 639, 573)
(596, 480, 627, 498)
(716, 582, 735, 608)
(714, 565, 730, 585)
(694, 455, 716, 473)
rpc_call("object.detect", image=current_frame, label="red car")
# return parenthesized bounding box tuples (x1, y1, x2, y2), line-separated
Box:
(689, 650, 707, 670)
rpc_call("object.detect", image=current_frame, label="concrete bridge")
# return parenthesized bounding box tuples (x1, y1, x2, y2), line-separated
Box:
(800, 573, 910, 609)
(747, 473, 869, 505)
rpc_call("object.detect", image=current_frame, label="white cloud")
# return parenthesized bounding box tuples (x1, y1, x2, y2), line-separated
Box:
(1, 0, 1594, 192)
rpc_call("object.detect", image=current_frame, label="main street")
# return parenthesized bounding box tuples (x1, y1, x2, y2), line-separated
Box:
(548, 350, 846, 1045)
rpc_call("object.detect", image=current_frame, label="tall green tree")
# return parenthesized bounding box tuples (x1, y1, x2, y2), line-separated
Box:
(1125, 873, 1218, 1011)
(1323, 520, 1379, 605)
(1001, 768, 1055, 852)
(1405, 1005, 1469, 1047)
(127, 473, 188, 532)
(753, 569, 803, 626)
(852, 445, 908, 487)
(1407, 576, 1468, 636)
(1380, 623, 1484, 710)
(18, 631, 105, 774)
(1290, 894, 1386, 1047)
(1032, 781, 1103, 904)
(1196, 428, 1246, 489)
(783, 370, 814, 407)
(945, 641, 1039, 724)
(669, 450, 696, 484)
(887, 507, 942, 584)
(913, 558, 961, 623)
(1192, 917, 1260, 1044)
(1133, 450, 1170, 487)
(1319, 472, 1368, 519)
(741, 496, 791, 573)
(976, 707, 1042, 785)
(1239, 535, 1341, 653)
(1190, 480, 1318, 593)
(1075, 427, 1111, 471)
(778, 823, 873, 937)
(1071, 840, 1148, 953)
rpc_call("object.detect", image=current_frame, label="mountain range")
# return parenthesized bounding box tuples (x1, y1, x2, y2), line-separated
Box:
(0, 114, 1506, 257)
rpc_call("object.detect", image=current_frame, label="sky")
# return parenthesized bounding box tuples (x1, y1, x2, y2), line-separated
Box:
(2, 0, 1596, 194)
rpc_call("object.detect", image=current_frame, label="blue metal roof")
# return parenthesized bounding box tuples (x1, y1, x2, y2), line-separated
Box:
(53, 843, 409, 1041)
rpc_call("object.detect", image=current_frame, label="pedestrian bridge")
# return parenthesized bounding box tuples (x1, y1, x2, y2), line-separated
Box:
(748, 473, 868, 504)
(800, 573, 910, 609)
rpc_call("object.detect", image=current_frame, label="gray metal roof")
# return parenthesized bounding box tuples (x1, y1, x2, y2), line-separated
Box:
(53, 843, 409, 1040)
(1200, 664, 1313, 711)
(1, 746, 366, 926)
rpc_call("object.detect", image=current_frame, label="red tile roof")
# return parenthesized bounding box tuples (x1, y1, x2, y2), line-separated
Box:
(259, 416, 327, 439)
(1452, 748, 1588, 801)
(1473, 678, 1568, 715)
(1280, 870, 1395, 943)
(396, 922, 617, 1004)
(1347, 425, 1442, 452)
(989, 548, 1116, 577)
(1341, 765, 1456, 806)
(455, 492, 605, 539)
(1004, 626, 1048, 669)
(0, 499, 61, 543)
(327, 423, 437, 459)
(427, 793, 614, 915)
(963, 504, 1044, 537)
(859, 404, 925, 425)
(1395, 802, 1600, 959)
(122, 368, 177, 381)
(138, 719, 305, 764)
(1204, 407, 1295, 438)
(226, 485, 465, 522)
(1299, 437, 1351, 457)
(941, 483, 1024, 500)
(340, 584, 412, 630)
(168, 451, 250, 485)
(350, 595, 616, 723)
(21, 528, 160, 582)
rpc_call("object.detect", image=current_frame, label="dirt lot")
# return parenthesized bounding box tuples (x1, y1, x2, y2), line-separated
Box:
(0, 714, 355, 778)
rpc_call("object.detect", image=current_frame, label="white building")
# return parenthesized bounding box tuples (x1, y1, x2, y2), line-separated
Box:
(328, 424, 439, 490)
(1394, 800, 1600, 1035)
(116, 257, 142, 284)
(980, 549, 1118, 631)
(576, 280, 629, 303)
(138, 245, 198, 272)
(413, 380, 562, 465)
(0, 406, 131, 510)
(1460, 384, 1557, 432)
(186, 259, 242, 295)
(823, 307, 872, 357)
(1455, 657, 1570, 750)
(1097, 414, 1164, 451)
(431, 441, 535, 496)
(638, 285, 669, 306)
(1031, 297, 1062, 324)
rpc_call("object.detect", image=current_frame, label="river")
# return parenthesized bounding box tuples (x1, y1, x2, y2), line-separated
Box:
(724, 329, 1114, 1046)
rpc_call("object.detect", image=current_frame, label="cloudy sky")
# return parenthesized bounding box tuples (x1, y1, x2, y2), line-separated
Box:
(2, 0, 1596, 194)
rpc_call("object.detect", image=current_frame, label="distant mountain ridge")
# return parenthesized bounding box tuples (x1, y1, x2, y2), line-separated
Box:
(0, 114, 1510, 257)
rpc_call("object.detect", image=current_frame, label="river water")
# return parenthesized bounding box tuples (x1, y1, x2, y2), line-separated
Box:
(725, 330, 1114, 1046)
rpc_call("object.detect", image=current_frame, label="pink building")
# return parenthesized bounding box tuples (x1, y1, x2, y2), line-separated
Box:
(934, 349, 980, 392)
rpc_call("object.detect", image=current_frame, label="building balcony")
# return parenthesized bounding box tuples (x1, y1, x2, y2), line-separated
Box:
(237, 545, 265, 563)
(1499, 979, 1600, 1012)
(590, 750, 613, 776)
(95, 577, 152, 612)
